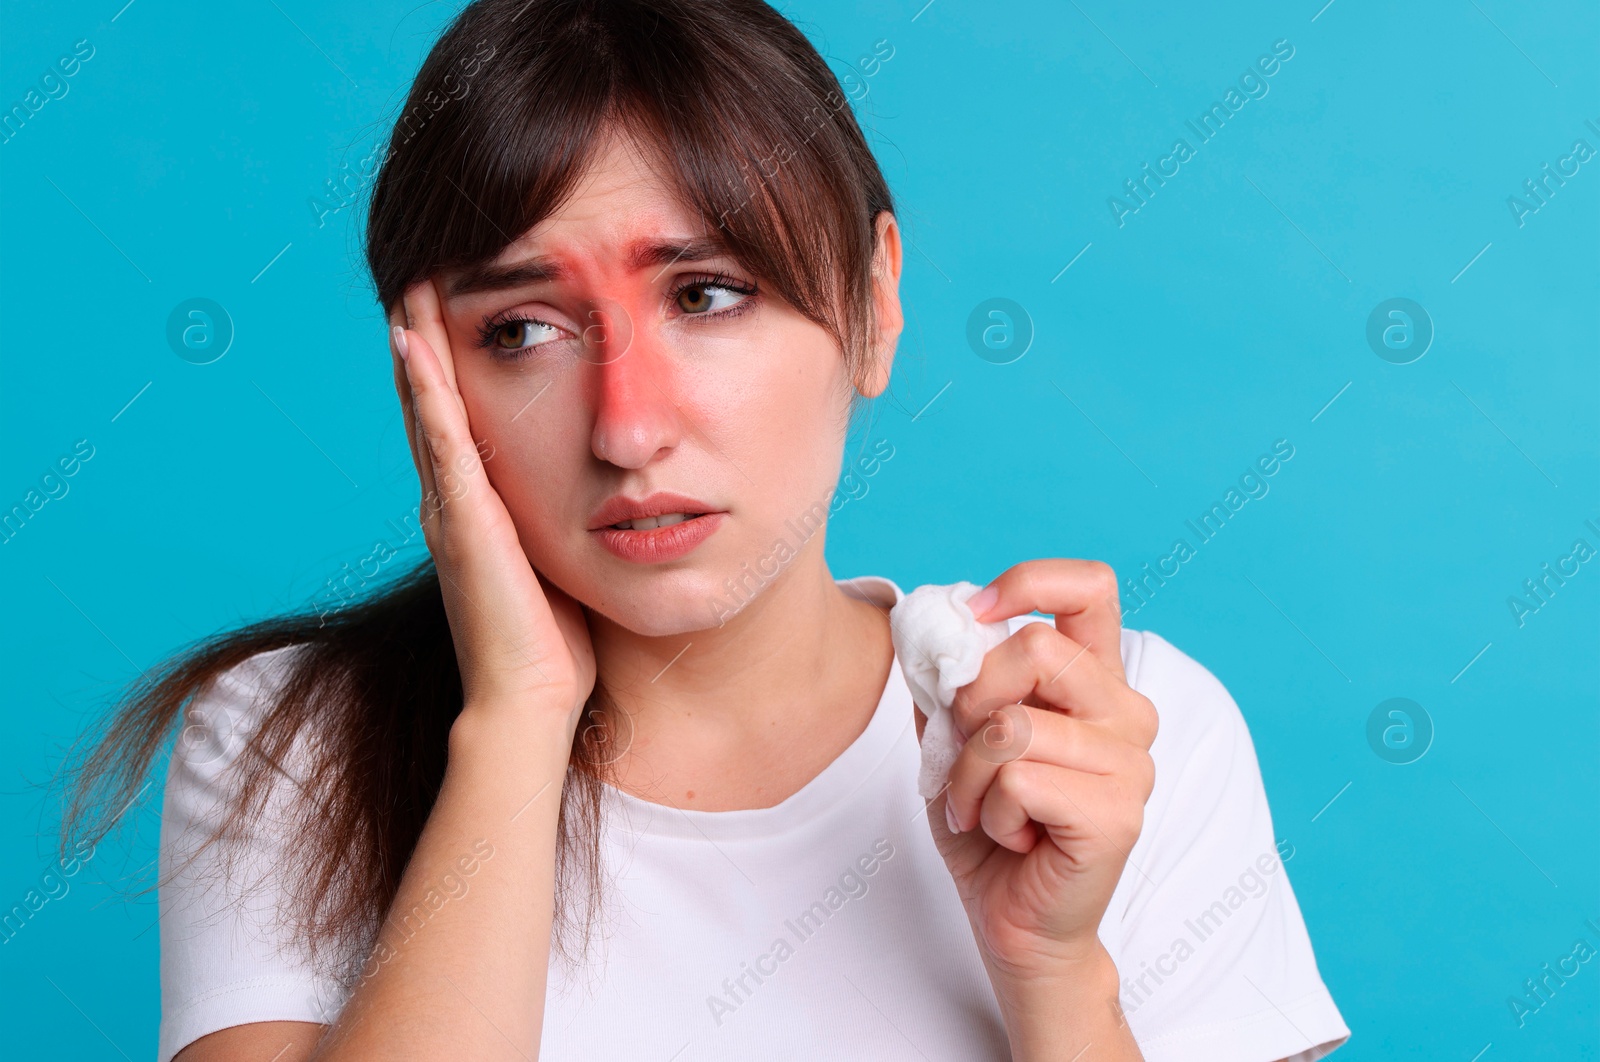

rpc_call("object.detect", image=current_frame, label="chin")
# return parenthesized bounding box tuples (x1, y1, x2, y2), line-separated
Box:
(571, 564, 748, 637)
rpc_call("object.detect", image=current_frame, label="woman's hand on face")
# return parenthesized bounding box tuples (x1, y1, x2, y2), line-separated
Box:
(390, 279, 597, 729)
(934, 558, 1158, 986)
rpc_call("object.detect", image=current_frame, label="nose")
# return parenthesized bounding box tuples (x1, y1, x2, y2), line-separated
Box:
(585, 302, 684, 469)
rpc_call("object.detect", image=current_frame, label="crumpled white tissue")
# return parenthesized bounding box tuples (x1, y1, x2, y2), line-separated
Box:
(889, 581, 1014, 801)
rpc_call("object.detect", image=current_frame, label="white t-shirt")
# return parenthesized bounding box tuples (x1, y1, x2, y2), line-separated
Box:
(156, 574, 1350, 1061)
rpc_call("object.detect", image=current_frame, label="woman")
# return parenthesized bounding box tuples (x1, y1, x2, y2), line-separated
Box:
(64, 0, 1350, 1059)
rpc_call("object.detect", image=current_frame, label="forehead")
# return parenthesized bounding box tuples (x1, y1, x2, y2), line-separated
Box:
(442, 129, 723, 296)
(515, 132, 702, 256)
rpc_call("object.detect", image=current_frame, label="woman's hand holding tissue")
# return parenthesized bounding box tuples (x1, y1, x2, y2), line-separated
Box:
(934, 559, 1157, 1059)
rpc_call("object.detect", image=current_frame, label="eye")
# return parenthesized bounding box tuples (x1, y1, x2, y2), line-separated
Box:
(492, 319, 560, 350)
(671, 276, 755, 317)
(475, 312, 566, 359)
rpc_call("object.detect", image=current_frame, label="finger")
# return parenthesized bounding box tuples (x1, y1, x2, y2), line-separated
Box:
(944, 705, 1134, 834)
(971, 760, 1144, 857)
(951, 622, 1155, 744)
(389, 308, 439, 514)
(395, 324, 487, 543)
(388, 303, 430, 497)
(407, 277, 463, 400)
(967, 558, 1125, 683)
(405, 278, 488, 483)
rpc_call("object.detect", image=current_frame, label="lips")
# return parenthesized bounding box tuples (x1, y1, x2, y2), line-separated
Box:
(587, 491, 727, 564)
(587, 491, 721, 531)
(609, 512, 694, 531)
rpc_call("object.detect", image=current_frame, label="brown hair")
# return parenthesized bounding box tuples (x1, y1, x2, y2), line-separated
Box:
(60, 0, 895, 982)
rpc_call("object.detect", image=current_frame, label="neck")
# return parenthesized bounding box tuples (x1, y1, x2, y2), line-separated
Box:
(583, 543, 894, 810)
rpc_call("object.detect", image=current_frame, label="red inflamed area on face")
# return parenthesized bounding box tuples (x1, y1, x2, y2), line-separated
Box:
(446, 236, 738, 299)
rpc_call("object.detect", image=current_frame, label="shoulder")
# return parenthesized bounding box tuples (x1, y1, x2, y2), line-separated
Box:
(157, 642, 348, 1062)
(1123, 628, 1252, 753)
(1098, 627, 1277, 923)
(207, 642, 313, 712)
(1095, 631, 1352, 1058)
(179, 643, 316, 762)
(157, 640, 326, 943)
(1115, 628, 1263, 838)
(163, 643, 319, 829)
(1012, 622, 1258, 785)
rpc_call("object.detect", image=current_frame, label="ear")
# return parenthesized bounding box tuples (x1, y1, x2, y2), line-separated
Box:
(855, 210, 903, 398)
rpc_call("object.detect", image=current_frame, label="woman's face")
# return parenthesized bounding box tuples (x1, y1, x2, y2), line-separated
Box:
(435, 130, 896, 637)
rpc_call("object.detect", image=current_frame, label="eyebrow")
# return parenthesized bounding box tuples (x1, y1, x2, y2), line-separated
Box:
(444, 236, 735, 298)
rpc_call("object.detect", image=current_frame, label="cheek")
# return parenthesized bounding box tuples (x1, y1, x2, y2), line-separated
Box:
(456, 365, 586, 541)
(685, 329, 852, 513)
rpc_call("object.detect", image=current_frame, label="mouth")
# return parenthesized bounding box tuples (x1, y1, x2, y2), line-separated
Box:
(587, 492, 726, 564)
(587, 490, 722, 530)
(605, 511, 703, 531)
(590, 511, 726, 564)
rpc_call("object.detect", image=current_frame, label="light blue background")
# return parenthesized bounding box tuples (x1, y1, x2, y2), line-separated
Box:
(3, 0, 1596, 1057)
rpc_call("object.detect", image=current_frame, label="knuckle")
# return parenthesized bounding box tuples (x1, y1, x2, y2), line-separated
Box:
(420, 486, 445, 519)
(1013, 562, 1044, 603)
(433, 528, 464, 568)
(1136, 693, 1160, 744)
(1049, 713, 1081, 760)
(421, 427, 450, 468)
(404, 357, 429, 391)
(1010, 706, 1040, 761)
(1016, 621, 1056, 664)
(1087, 559, 1119, 596)
(419, 524, 445, 564)
(1117, 805, 1146, 846)
(994, 760, 1034, 801)
(977, 703, 1032, 764)
(952, 690, 994, 742)
(1131, 748, 1156, 797)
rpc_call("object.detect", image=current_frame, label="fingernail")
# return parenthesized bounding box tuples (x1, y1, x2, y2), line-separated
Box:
(967, 584, 999, 620)
(945, 801, 962, 834)
(392, 325, 409, 361)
